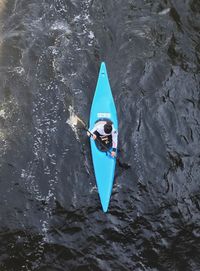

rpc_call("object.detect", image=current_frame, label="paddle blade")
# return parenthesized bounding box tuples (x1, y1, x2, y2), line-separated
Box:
(117, 158, 131, 169)
(67, 106, 87, 130)
(76, 116, 87, 130)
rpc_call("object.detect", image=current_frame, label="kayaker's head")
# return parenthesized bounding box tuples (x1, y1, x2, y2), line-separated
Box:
(104, 122, 112, 134)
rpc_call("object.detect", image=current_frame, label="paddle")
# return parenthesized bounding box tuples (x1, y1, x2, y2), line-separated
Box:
(74, 115, 131, 169)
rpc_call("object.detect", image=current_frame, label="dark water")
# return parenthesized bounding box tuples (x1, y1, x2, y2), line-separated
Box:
(0, 0, 200, 270)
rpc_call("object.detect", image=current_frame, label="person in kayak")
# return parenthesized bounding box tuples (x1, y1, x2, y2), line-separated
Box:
(88, 120, 118, 157)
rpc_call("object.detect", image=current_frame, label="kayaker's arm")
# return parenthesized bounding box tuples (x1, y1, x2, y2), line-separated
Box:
(88, 123, 103, 139)
(90, 123, 102, 134)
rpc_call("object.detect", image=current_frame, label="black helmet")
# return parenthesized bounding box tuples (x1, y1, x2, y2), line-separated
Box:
(104, 123, 112, 134)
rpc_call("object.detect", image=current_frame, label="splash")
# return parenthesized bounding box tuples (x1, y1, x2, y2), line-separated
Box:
(0, 108, 6, 119)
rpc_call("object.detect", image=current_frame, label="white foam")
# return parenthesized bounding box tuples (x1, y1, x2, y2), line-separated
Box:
(88, 31, 95, 46)
(0, 109, 6, 119)
(158, 8, 170, 15)
(90, 186, 97, 193)
(88, 31, 94, 40)
(51, 21, 71, 34)
(73, 14, 81, 22)
(13, 66, 25, 75)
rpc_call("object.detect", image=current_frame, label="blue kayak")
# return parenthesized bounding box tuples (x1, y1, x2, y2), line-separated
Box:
(89, 62, 118, 212)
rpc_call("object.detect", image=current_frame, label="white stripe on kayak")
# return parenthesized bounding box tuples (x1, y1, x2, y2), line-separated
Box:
(97, 113, 111, 118)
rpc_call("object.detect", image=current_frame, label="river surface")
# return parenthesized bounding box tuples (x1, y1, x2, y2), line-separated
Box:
(0, 0, 200, 270)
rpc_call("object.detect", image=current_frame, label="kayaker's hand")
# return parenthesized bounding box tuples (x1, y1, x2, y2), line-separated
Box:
(111, 151, 116, 157)
(87, 131, 96, 140)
